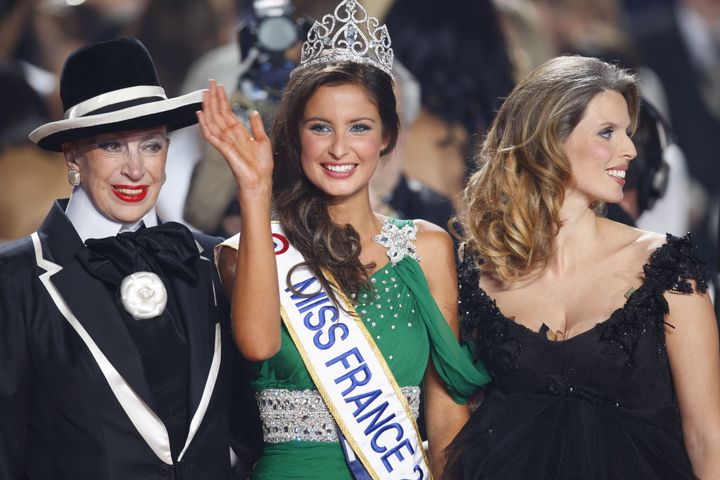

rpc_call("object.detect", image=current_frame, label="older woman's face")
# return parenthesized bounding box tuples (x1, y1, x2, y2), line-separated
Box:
(65, 127, 169, 224)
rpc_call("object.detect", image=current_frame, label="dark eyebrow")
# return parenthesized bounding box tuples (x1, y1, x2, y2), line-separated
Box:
(303, 116, 377, 124)
(598, 120, 632, 130)
(349, 117, 376, 123)
(303, 117, 328, 124)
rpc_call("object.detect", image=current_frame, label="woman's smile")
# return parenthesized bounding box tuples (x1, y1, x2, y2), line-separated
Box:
(321, 162, 359, 178)
(300, 83, 387, 201)
(111, 184, 149, 202)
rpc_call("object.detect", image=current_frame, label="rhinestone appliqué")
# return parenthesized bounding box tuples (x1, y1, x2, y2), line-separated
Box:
(373, 221, 420, 265)
(257, 386, 421, 443)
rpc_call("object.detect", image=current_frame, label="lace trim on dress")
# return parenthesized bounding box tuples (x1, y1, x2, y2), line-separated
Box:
(599, 233, 708, 368)
(459, 234, 708, 372)
(458, 255, 523, 372)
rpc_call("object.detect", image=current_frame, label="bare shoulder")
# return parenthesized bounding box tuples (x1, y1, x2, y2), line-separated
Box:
(412, 219, 454, 258)
(410, 220, 459, 312)
(632, 229, 667, 254)
(601, 218, 666, 257)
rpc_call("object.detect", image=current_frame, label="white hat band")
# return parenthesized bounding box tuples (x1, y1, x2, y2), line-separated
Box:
(64, 85, 167, 120)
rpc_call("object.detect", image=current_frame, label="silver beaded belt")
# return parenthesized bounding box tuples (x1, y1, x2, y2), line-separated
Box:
(257, 386, 421, 443)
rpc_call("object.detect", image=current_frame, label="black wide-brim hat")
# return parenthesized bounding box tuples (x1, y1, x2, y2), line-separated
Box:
(29, 37, 204, 152)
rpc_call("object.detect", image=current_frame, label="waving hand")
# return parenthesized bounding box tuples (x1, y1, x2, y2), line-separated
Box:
(197, 80, 282, 361)
(197, 80, 274, 197)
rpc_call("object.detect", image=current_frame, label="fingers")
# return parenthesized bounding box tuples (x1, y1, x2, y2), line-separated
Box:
(206, 81, 231, 134)
(215, 83, 235, 118)
(197, 81, 223, 144)
(198, 81, 239, 148)
(201, 81, 230, 123)
(249, 111, 269, 143)
(197, 81, 273, 185)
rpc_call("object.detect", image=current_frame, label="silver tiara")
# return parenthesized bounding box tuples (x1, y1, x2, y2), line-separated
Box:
(297, 0, 393, 77)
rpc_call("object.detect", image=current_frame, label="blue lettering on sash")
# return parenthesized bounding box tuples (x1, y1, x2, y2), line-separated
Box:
(345, 389, 382, 417)
(303, 311, 323, 331)
(357, 401, 395, 435)
(304, 305, 338, 331)
(287, 274, 422, 475)
(326, 347, 364, 369)
(314, 322, 349, 350)
(287, 275, 331, 313)
(296, 292, 331, 313)
(380, 439, 415, 472)
(334, 363, 372, 395)
(371, 423, 405, 456)
(287, 276, 316, 293)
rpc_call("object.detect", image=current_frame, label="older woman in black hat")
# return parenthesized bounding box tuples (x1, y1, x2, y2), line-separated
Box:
(0, 38, 256, 479)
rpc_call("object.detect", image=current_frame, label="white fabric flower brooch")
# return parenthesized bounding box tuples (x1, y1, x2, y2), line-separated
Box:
(120, 271, 168, 320)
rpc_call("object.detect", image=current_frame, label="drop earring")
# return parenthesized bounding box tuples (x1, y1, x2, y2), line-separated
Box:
(67, 169, 80, 186)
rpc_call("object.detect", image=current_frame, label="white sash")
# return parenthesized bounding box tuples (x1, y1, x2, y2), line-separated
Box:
(272, 223, 431, 480)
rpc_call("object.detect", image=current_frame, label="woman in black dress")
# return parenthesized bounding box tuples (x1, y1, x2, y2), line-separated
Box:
(445, 56, 720, 479)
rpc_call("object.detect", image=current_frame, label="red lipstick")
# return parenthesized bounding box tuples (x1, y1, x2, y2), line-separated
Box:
(112, 185, 148, 203)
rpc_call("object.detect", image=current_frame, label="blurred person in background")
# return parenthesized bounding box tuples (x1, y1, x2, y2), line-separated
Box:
(492, 0, 556, 81)
(180, 0, 308, 235)
(630, 0, 720, 271)
(0, 64, 70, 243)
(531, 0, 630, 57)
(3, 0, 152, 117)
(133, 0, 225, 99)
(0, 0, 34, 61)
(383, 0, 515, 227)
(1, 0, 59, 116)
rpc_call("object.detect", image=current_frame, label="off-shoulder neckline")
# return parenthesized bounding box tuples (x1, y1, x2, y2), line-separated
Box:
(467, 233, 693, 345)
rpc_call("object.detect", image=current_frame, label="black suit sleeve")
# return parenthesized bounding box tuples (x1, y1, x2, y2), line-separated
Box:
(199, 234, 263, 478)
(0, 256, 31, 478)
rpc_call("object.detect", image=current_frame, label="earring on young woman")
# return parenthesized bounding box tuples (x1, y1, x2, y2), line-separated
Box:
(67, 169, 80, 186)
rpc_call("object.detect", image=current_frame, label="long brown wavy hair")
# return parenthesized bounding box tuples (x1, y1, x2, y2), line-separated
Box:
(462, 55, 639, 282)
(271, 62, 399, 300)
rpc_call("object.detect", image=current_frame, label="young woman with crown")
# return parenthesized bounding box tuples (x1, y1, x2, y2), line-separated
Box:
(199, 1, 490, 478)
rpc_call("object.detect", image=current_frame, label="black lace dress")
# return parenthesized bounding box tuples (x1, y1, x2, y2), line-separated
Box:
(444, 235, 708, 480)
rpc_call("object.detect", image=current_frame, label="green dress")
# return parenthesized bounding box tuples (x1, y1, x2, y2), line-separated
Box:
(249, 219, 489, 479)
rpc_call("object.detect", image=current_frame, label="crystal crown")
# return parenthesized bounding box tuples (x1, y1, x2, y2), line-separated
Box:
(297, 0, 393, 77)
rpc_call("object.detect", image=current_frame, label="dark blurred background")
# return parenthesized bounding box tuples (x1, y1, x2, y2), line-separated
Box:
(1, 0, 717, 310)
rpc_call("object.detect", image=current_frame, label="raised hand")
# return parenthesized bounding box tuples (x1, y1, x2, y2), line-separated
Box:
(197, 80, 274, 198)
(198, 82, 281, 362)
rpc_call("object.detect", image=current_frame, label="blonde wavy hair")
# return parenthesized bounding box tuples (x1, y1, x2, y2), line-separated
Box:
(462, 55, 639, 282)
